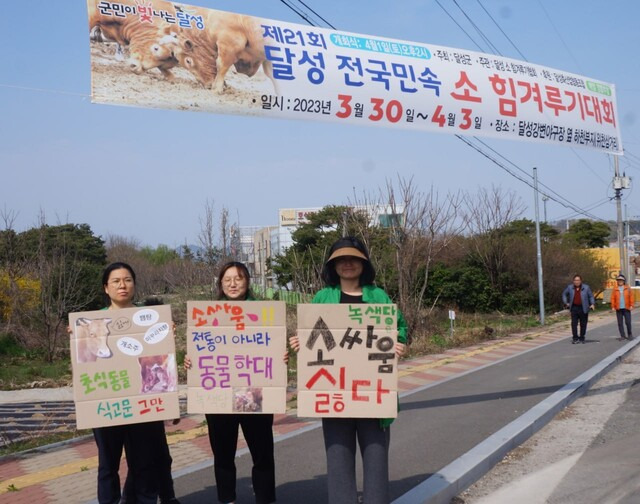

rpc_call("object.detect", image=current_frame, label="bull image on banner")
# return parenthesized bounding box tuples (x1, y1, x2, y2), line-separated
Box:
(87, 0, 621, 153)
(297, 304, 398, 418)
(70, 305, 180, 429)
(186, 301, 287, 414)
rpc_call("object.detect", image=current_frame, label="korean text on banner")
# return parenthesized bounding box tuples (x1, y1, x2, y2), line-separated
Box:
(87, 0, 621, 153)
(297, 304, 398, 418)
(70, 305, 180, 429)
(186, 301, 287, 414)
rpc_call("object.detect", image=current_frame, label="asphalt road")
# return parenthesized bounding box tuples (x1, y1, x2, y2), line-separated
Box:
(547, 372, 640, 503)
(173, 317, 633, 503)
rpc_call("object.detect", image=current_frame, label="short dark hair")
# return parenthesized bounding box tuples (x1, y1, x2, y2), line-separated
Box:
(102, 262, 136, 286)
(217, 261, 251, 300)
(573, 274, 582, 281)
(321, 236, 376, 287)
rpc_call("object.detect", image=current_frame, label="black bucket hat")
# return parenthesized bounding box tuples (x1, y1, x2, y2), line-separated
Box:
(321, 236, 376, 286)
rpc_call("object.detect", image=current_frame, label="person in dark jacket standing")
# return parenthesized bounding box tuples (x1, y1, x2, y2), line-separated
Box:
(184, 261, 286, 504)
(562, 274, 596, 344)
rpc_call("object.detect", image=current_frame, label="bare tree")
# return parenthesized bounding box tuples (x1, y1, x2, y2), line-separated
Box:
(198, 199, 218, 297)
(31, 212, 96, 361)
(384, 177, 465, 334)
(348, 177, 465, 335)
(464, 186, 525, 290)
(219, 206, 229, 259)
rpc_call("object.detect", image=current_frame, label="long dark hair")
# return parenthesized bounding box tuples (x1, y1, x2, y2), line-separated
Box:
(321, 237, 376, 287)
(216, 261, 251, 300)
(102, 262, 136, 287)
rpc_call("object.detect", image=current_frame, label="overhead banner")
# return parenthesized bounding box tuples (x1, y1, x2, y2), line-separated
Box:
(186, 300, 287, 414)
(87, 0, 622, 153)
(70, 305, 180, 429)
(297, 304, 398, 418)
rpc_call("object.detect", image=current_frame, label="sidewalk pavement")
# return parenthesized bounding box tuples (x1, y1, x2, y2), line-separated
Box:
(0, 313, 616, 504)
(461, 330, 640, 504)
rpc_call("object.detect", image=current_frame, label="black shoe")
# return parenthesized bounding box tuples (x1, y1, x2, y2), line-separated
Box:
(160, 499, 181, 504)
(572, 339, 578, 344)
(581, 339, 586, 344)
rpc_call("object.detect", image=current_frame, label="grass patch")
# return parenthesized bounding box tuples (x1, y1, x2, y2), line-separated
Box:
(404, 310, 563, 359)
(0, 355, 72, 390)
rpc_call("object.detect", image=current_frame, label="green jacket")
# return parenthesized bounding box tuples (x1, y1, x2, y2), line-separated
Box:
(311, 285, 408, 343)
(311, 284, 408, 428)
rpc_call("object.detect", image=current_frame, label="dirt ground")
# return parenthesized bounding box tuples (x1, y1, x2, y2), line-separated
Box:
(90, 41, 274, 115)
(456, 347, 640, 503)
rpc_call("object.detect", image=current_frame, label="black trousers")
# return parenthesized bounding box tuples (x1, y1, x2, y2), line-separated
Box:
(122, 422, 176, 502)
(570, 305, 589, 340)
(206, 413, 276, 504)
(616, 309, 633, 338)
(93, 422, 163, 504)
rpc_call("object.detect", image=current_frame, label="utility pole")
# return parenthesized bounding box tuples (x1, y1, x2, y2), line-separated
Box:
(542, 196, 549, 223)
(533, 167, 545, 325)
(613, 156, 630, 276)
(624, 204, 629, 280)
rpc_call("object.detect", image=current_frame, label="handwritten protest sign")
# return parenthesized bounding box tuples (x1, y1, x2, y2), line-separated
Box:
(186, 301, 287, 414)
(297, 304, 398, 418)
(70, 305, 179, 429)
(87, 0, 621, 153)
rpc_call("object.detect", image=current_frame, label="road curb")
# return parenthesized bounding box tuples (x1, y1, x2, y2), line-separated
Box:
(392, 337, 640, 504)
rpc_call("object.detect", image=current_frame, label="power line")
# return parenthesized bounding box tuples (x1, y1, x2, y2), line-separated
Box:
(552, 197, 612, 221)
(0, 83, 90, 98)
(295, 0, 336, 29)
(475, 0, 528, 60)
(623, 148, 640, 165)
(469, 1, 611, 189)
(469, 137, 606, 210)
(457, 135, 606, 221)
(439, 1, 613, 195)
(451, 0, 502, 55)
(275, 0, 610, 224)
(535, 0, 584, 73)
(433, 0, 486, 52)
(569, 147, 609, 184)
(278, 0, 317, 27)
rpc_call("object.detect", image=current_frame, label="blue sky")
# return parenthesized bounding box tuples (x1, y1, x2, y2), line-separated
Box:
(1, 0, 639, 247)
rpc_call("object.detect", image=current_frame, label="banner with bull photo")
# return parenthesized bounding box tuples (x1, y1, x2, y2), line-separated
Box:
(87, 0, 621, 153)
(70, 305, 180, 429)
(297, 304, 398, 418)
(186, 300, 287, 414)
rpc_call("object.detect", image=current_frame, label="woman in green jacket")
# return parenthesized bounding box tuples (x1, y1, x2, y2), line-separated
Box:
(290, 237, 407, 504)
